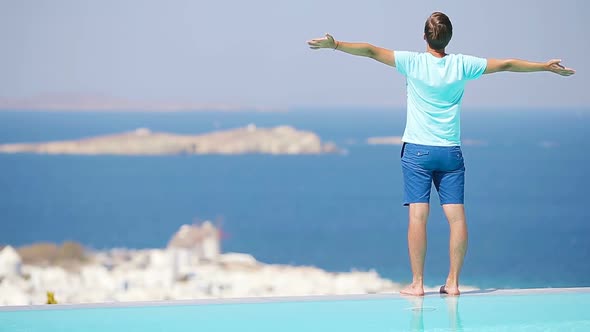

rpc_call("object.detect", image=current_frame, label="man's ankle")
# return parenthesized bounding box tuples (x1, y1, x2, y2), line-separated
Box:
(446, 277, 459, 287)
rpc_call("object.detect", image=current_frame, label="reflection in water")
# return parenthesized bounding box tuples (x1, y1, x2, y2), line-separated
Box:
(405, 296, 425, 331)
(403, 295, 463, 331)
(445, 296, 463, 331)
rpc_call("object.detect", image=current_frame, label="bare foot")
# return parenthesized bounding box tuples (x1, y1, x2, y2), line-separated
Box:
(439, 285, 460, 296)
(400, 283, 425, 296)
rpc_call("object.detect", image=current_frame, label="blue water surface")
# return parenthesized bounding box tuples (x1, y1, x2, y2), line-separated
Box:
(1, 291, 590, 332)
(0, 109, 588, 289)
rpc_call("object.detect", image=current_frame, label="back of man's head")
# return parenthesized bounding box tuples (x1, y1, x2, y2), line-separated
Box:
(424, 12, 453, 50)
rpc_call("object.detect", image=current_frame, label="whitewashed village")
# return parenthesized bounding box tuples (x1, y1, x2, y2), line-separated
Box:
(0, 222, 410, 306)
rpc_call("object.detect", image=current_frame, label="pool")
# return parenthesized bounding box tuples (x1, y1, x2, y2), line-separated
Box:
(1, 288, 589, 332)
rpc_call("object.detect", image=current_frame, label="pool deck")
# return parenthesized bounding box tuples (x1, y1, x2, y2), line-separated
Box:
(1, 286, 589, 311)
(1, 287, 589, 332)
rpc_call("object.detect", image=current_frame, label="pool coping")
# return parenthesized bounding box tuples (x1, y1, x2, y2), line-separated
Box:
(1, 287, 589, 312)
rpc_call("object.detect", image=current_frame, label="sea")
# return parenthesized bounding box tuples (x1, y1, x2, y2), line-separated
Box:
(0, 108, 588, 290)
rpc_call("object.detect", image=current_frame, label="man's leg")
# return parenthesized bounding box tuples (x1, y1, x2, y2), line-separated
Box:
(441, 204, 468, 296)
(400, 143, 434, 296)
(433, 146, 466, 296)
(400, 203, 429, 296)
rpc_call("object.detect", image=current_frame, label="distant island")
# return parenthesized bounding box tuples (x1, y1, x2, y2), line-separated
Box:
(0, 94, 285, 112)
(367, 136, 486, 146)
(366, 136, 404, 145)
(0, 125, 340, 156)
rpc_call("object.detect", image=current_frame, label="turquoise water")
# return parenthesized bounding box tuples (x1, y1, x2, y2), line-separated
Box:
(1, 290, 589, 332)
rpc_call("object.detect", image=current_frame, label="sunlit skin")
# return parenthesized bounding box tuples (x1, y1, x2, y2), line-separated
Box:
(307, 33, 575, 76)
(307, 31, 575, 297)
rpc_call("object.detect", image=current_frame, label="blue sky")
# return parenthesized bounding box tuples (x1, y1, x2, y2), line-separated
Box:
(0, 0, 587, 109)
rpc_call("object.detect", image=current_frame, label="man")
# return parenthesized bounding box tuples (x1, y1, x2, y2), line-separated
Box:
(307, 12, 575, 296)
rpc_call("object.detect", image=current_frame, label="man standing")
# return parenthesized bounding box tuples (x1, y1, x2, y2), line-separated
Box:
(307, 12, 575, 296)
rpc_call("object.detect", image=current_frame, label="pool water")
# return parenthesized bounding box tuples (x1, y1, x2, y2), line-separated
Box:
(1, 288, 589, 332)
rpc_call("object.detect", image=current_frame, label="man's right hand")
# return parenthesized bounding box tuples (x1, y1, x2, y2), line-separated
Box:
(545, 59, 576, 76)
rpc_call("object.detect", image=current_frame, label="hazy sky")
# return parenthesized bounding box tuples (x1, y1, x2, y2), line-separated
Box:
(1, 0, 588, 109)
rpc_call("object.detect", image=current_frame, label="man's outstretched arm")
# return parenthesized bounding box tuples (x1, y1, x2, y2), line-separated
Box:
(307, 33, 395, 67)
(484, 58, 575, 76)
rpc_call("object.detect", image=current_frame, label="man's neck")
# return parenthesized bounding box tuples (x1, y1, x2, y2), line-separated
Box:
(427, 46, 446, 58)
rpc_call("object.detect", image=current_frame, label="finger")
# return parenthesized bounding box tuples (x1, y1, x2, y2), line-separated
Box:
(550, 63, 565, 71)
(560, 69, 575, 76)
(325, 33, 334, 42)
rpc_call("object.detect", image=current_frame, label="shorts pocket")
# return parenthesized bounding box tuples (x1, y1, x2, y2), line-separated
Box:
(452, 147, 463, 160)
(402, 145, 430, 161)
(409, 149, 430, 157)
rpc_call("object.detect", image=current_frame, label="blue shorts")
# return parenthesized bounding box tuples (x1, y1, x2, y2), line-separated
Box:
(401, 143, 465, 206)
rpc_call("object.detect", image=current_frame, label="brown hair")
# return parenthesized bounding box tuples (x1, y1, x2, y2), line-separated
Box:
(424, 12, 453, 50)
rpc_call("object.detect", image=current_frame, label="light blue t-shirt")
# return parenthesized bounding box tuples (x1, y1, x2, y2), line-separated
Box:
(394, 51, 487, 146)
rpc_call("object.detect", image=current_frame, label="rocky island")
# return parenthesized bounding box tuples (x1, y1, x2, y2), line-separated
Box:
(0, 125, 340, 156)
(367, 136, 404, 145)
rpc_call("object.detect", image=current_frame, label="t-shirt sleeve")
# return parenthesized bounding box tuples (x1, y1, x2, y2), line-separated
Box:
(461, 54, 487, 80)
(394, 51, 417, 76)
